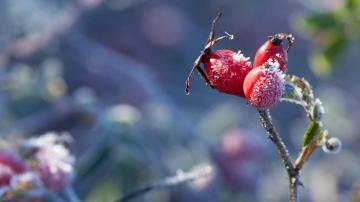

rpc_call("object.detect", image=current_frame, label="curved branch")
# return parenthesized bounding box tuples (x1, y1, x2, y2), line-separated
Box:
(258, 109, 300, 202)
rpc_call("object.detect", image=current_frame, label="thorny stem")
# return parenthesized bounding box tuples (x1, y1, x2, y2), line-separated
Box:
(258, 109, 300, 202)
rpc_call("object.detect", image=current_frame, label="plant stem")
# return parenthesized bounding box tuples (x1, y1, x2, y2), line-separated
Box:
(258, 109, 300, 202)
(64, 186, 82, 202)
(115, 166, 212, 202)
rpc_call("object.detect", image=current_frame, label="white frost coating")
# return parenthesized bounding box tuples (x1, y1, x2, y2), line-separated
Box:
(293, 85, 303, 98)
(10, 172, 43, 189)
(313, 98, 325, 122)
(314, 98, 325, 113)
(275, 53, 283, 59)
(265, 58, 280, 71)
(22, 132, 75, 191)
(232, 50, 250, 62)
(206, 49, 252, 96)
(0, 164, 14, 176)
(248, 69, 285, 109)
(322, 137, 342, 154)
(280, 81, 304, 105)
(23, 132, 73, 148)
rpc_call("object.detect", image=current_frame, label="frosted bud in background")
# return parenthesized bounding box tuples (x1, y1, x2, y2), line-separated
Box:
(0, 149, 27, 188)
(22, 132, 75, 192)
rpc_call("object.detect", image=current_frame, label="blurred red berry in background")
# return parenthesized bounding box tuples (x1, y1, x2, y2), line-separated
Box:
(0, 149, 27, 187)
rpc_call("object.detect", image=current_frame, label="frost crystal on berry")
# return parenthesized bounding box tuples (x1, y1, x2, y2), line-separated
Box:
(204, 49, 252, 97)
(253, 38, 288, 72)
(233, 50, 250, 64)
(266, 58, 280, 71)
(244, 65, 285, 109)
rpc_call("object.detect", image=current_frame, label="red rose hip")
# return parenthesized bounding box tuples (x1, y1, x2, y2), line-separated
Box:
(204, 49, 252, 97)
(243, 63, 285, 109)
(253, 33, 294, 72)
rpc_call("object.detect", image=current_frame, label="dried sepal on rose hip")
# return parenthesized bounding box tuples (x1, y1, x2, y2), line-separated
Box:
(204, 49, 252, 97)
(243, 60, 285, 109)
(253, 33, 294, 72)
(185, 13, 245, 96)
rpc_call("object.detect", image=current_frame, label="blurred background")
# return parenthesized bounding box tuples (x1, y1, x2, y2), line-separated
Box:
(0, 0, 359, 201)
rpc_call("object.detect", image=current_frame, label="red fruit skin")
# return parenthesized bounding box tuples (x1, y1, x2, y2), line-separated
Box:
(243, 67, 285, 109)
(253, 40, 287, 72)
(0, 149, 26, 187)
(204, 49, 252, 97)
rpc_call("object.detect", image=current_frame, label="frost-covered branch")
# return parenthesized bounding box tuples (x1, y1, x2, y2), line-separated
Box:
(258, 109, 300, 202)
(115, 166, 213, 202)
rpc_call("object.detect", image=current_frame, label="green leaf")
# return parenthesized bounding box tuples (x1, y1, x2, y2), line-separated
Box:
(302, 121, 320, 147)
(346, 0, 360, 10)
(323, 32, 347, 60)
(86, 177, 119, 202)
(305, 12, 339, 30)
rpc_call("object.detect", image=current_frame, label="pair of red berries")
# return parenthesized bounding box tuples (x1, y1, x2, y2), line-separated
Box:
(201, 33, 293, 109)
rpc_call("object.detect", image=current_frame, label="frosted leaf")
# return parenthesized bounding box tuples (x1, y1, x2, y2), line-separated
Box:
(284, 74, 314, 103)
(280, 81, 305, 106)
(283, 74, 319, 119)
(312, 98, 325, 122)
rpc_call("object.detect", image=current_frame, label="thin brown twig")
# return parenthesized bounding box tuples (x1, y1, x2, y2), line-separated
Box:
(185, 13, 233, 95)
(258, 109, 300, 202)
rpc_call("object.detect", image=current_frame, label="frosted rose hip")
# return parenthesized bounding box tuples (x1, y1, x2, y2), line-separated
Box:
(253, 33, 293, 72)
(243, 65, 285, 109)
(204, 49, 252, 97)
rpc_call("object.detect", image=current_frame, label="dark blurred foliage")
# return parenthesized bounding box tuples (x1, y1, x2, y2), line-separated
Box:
(0, 0, 359, 202)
